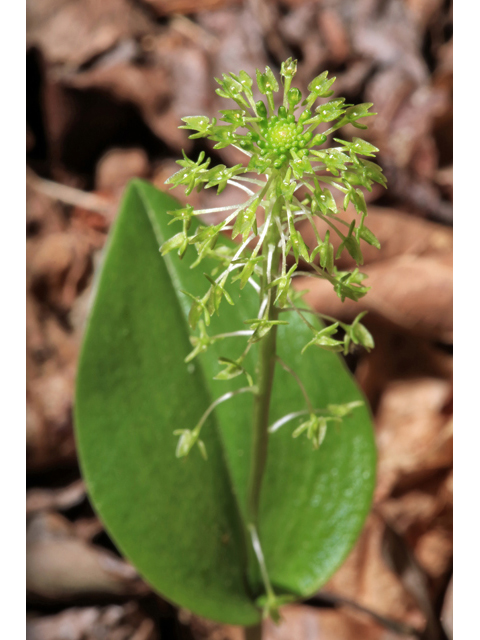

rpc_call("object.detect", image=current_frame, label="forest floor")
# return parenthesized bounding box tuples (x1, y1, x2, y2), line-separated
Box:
(27, 1, 452, 638)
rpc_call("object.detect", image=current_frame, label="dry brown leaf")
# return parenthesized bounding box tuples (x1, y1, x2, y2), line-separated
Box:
(140, 0, 241, 17)
(27, 367, 77, 472)
(26, 512, 148, 600)
(317, 7, 350, 64)
(388, 85, 450, 171)
(290, 606, 417, 640)
(28, 231, 93, 312)
(182, 612, 243, 640)
(380, 521, 442, 640)
(95, 148, 150, 195)
(435, 165, 453, 202)
(27, 185, 66, 236)
(26, 479, 86, 516)
(414, 527, 452, 581)
(440, 576, 453, 640)
(63, 63, 180, 145)
(263, 605, 332, 640)
(355, 326, 453, 412)
(373, 378, 452, 500)
(404, 0, 446, 30)
(27, 0, 152, 68)
(376, 480, 452, 587)
(70, 517, 105, 543)
(26, 602, 156, 640)
(324, 513, 425, 633)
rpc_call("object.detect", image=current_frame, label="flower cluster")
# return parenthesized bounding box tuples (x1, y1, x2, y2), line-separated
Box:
(163, 58, 386, 456)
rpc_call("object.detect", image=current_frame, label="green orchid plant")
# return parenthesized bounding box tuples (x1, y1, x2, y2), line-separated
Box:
(161, 58, 386, 626)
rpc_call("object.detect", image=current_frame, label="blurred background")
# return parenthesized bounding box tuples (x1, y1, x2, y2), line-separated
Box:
(26, 1, 453, 638)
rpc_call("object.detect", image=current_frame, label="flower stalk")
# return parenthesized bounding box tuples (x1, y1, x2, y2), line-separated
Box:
(247, 193, 283, 530)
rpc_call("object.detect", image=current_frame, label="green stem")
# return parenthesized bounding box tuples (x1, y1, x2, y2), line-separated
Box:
(247, 195, 282, 529)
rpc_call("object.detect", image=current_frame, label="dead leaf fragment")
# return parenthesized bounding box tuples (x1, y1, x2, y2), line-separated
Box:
(26, 479, 85, 516)
(374, 378, 452, 499)
(26, 512, 148, 600)
(26, 602, 156, 640)
(27, 0, 152, 68)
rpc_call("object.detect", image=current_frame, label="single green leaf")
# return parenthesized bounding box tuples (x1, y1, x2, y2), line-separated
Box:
(75, 180, 376, 626)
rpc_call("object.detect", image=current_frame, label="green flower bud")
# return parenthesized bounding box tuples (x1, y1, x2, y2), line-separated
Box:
(256, 100, 267, 119)
(280, 57, 297, 80)
(287, 87, 302, 108)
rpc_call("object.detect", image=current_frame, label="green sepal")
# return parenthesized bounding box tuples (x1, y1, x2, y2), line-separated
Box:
(160, 231, 188, 258)
(280, 57, 298, 81)
(287, 87, 302, 109)
(256, 66, 279, 95)
(180, 290, 210, 330)
(288, 217, 310, 263)
(219, 109, 249, 127)
(327, 400, 364, 419)
(292, 414, 328, 450)
(173, 429, 207, 460)
(312, 184, 337, 215)
(165, 151, 211, 195)
(204, 273, 234, 316)
(215, 74, 245, 103)
(309, 133, 327, 148)
(231, 256, 264, 290)
(334, 137, 379, 158)
(280, 173, 296, 202)
(343, 312, 374, 354)
(301, 323, 344, 354)
(210, 126, 237, 150)
(310, 230, 334, 274)
(360, 159, 387, 188)
(227, 70, 254, 103)
(244, 318, 289, 342)
(268, 264, 297, 308)
(204, 164, 246, 194)
(310, 148, 349, 175)
(358, 225, 381, 249)
(336, 220, 363, 265)
(247, 154, 272, 174)
(332, 268, 370, 302)
(308, 98, 347, 123)
(303, 71, 336, 108)
(189, 223, 225, 268)
(335, 103, 376, 128)
(214, 357, 253, 387)
(290, 150, 313, 180)
(232, 200, 259, 241)
(167, 205, 195, 224)
(185, 320, 212, 363)
(179, 115, 212, 139)
(255, 100, 268, 120)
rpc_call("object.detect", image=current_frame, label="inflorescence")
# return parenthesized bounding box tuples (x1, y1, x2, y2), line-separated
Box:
(162, 58, 386, 460)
